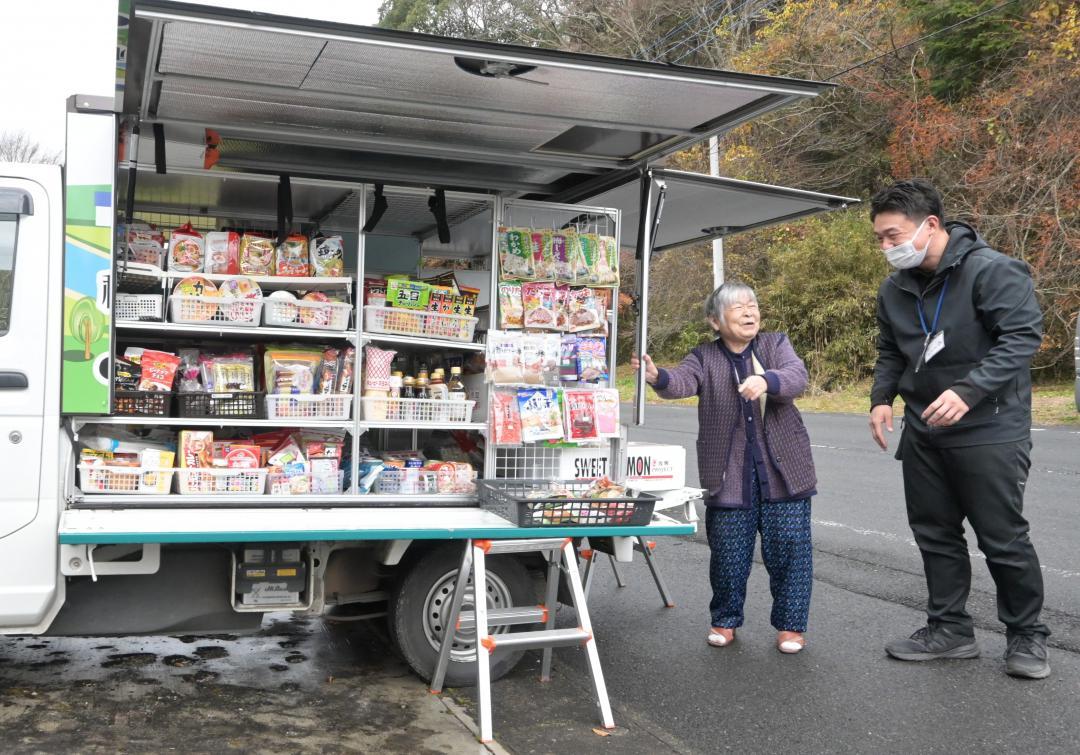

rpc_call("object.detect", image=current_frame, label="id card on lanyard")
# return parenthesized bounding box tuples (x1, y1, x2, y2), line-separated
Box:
(915, 276, 950, 373)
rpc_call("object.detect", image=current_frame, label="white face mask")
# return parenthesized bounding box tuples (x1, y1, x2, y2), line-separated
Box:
(883, 217, 931, 269)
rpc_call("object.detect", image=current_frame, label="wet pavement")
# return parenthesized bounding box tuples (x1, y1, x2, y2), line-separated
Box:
(0, 615, 493, 754)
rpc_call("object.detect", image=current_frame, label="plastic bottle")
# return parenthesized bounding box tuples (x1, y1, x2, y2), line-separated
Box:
(429, 369, 449, 422)
(447, 366, 468, 422)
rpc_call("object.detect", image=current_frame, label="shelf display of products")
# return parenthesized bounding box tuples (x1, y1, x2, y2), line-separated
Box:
(362, 273, 480, 343)
(498, 226, 618, 287)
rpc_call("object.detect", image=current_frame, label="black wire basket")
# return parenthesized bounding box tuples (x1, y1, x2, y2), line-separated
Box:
(176, 391, 266, 419)
(477, 479, 657, 528)
(112, 390, 172, 417)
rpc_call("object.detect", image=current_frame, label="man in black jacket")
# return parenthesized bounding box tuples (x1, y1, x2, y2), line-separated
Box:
(868, 179, 1050, 679)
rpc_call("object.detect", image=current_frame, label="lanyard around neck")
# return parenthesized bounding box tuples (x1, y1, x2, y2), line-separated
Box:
(916, 275, 950, 336)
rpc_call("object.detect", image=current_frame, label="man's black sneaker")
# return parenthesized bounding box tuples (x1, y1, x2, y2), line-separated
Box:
(885, 625, 980, 661)
(1004, 633, 1050, 679)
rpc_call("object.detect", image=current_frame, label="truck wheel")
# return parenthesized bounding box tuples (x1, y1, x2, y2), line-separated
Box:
(389, 543, 534, 687)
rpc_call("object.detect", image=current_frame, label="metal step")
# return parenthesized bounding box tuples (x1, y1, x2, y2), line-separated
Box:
(458, 605, 547, 631)
(478, 538, 570, 555)
(482, 627, 590, 651)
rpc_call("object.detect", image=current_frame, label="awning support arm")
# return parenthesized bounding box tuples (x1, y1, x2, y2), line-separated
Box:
(633, 170, 667, 426)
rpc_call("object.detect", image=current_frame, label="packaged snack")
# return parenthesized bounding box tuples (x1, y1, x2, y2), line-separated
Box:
(276, 234, 310, 277)
(564, 390, 599, 442)
(566, 230, 589, 283)
(567, 288, 601, 333)
(516, 388, 564, 443)
(499, 227, 534, 280)
(386, 277, 431, 310)
(593, 389, 620, 437)
(139, 449, 175, 470)
(553, 284, 570, 331)
(311, 235, 345, 277)
(218, 276, 262, 323)
(268, 437, 305, 469)
(551, 232, 573, 282)
(137, 350, 181, 392)
(203, 352, 256, 392)
(590, 287, 612, 337)
(205, 231, 240, 275)
(238, 234, 275, 276)
(318, 348, 340, 395)
(597, 235, 619, 286)
(114, 357, 141, 391)
(122, 222, 165, 268)
(485, 330, 523, 384)
(576, 337, 608, 383)
(223, 444, 261, 469)
(301, 431, 346, 461)
(364, 277, 388, 307)
(498, 282, 523, 329)
(264, 347, 323, 395)
(530, 230, 554, 281)
(335, 347, 356, 394)
(363, 346, 396, 392)
(522, 282, 558, 330)
(521, 332, 560, 385)
(178, 348, 202, 392)
(169, 224, 205, 273)
(180, 430, 214, 468)
(559, 335, 579, 382)
(490, 391, 523, 446)
(578, 233, 602, 285)
(311, 458, 341, 493)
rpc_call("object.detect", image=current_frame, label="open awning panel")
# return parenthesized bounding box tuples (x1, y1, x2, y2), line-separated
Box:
(587, 170, 859, 251)
(124, 0, 833, 197)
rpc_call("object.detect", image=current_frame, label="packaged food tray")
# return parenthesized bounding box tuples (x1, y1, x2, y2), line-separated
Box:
(175, 468, 268, 495)
(115, 294, 163, 322)
(477, 479, 657, 528)
(364, 306, 478, 343)
(264, 299, 352, 331)
(373, 468, 439, 495)
(113, 390, 172, 417)
(170, 295, 263, 327)
(79, 464, 174, 495)
(361, 397, 475, 424)
(265, 394, 353, 421)
(176, 391, 266, 419)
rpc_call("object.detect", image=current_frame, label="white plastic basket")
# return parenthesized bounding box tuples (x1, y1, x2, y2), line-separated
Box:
(361, 396, 475, 424)
(169, 295, 263, 327)
(79, 464, 174, 495)
(364, 306, 478, 343)
(267, 471, 345, 496)
(263, 299, 352, 331)
(265, 394, 353, 421)
(374, 468, 439, 495)
(115, 294, 163, 322)
(175, 467, 267, 495)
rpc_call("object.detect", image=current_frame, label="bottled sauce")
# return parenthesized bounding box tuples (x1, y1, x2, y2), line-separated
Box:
(447, 366, 468, 422)
(401, 375, 416, 399)
(388, 371, 404, 421)
(429, 368, 449, 422)
(415, 375, 430, 402)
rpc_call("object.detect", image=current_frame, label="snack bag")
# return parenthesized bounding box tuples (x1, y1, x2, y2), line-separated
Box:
(559, 335, 579, 381)
(490, 390, 523, 446)
(576, 337, 608, 383)
(205, 231, 240, 275)
(530, 230, 554, 280)
(521, 332, 561, 385)
(597, 235, 619, 286)
(264, 347, 323, 395)
(364, 277, 388, 307)
(564, 390, 599, 442)
(169, 224, 205, 272)
(516, 388, 564, 443)
(565, 230, 589, 284)
(522, 282, 558, 330)
(594, 389, 621, 437)
(178, 348, 202, 392)
(180, 430, 213, 468)
(137, 350, 181, 392)
(335, 347, 356, 394)
(498, 227, 534, 280)
(238, 234, 274, 276)
(553, 284, 570, 331)
(276, 234, 310, 277)
(114, 357, 141, 391)
(498, 282, 524, 328)
(551, 232, 573, 282)
(567, 288, 601, 333)
(311, 235, 345, 277)
(590, 287, 612, 337)
(485, 330, 523, 384)
(578, 233, 602, 285)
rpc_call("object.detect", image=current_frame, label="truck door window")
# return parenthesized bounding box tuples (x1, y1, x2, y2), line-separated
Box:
(0, 215, 16, 336)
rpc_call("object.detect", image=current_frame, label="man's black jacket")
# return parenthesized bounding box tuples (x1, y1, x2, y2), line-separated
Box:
(871, 221, 1042, 446)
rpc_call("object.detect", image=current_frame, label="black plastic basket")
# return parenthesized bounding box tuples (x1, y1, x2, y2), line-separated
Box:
(112, 390, 172, 417)
(477, 479, 657, 528)
(176, 391, 266, 419)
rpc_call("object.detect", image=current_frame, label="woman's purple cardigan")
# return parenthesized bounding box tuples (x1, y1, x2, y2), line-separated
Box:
(653, 332, 817, 508)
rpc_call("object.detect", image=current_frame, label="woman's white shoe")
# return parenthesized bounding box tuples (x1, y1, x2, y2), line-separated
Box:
(777, 632, 806, 654)
(707, 629, 735, 647)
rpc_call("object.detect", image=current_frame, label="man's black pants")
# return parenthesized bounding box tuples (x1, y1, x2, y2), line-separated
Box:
(900, 430, 1048, 638)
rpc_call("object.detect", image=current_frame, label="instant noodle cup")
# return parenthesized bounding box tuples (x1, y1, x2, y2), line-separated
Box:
(268, 290, 299, 323)
(299, 291, 333, 327)
(218, 276, 262, 322)
(173, 276, 219, 321)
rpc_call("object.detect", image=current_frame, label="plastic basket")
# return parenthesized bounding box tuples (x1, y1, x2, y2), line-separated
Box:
(361, 397, 475, 424)
(79, 464, 175, 495)
(175, 468, 267, 495)
(112, 390, 172, 417)
(374, 468, 439, 495)
(263, 299, 352, 331)
(477, 479, 657, 528)
(265, 394, 353, 421)
(364, 306, 478, 343)
(115, 294, 163, 322)
(176, 391, 266, 419)
(169, 295, 263, 327)
(267, 471, 345, 496)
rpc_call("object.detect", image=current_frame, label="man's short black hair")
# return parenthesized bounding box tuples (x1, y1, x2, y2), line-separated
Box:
(870, 179, 946, 224)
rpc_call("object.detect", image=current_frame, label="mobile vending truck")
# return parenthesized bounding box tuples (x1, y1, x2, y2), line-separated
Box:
(0, 0, 855, 699)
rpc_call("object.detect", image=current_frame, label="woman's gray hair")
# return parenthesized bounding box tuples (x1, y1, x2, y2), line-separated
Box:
(704, 282, 758, 326)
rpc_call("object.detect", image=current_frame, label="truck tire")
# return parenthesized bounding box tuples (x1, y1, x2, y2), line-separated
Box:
(389, 543, 534, 687)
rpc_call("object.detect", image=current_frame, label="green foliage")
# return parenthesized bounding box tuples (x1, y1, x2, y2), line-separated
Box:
(753, 212, 888, 389)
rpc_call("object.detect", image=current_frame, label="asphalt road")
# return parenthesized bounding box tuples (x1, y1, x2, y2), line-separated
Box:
(462, 407, 1080, 754)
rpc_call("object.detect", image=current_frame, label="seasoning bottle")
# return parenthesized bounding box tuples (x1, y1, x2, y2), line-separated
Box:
(447, 366, 468, 422)
(429, 369, 448, 422)
(388, 371, 404, 421)
(402, 375, 416, 399)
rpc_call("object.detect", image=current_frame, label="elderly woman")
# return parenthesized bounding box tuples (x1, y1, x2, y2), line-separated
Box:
(631, 282, 817, 653)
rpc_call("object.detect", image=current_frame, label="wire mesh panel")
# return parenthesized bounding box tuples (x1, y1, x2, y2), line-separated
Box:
(494, 446, 564, 480)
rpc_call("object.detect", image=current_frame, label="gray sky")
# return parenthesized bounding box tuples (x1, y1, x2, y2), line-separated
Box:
(1, 0, 382, 157)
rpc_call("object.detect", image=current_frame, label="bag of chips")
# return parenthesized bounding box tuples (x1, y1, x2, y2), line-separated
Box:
(516, 387, 564, 443)
(137, 349, 181, 392)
